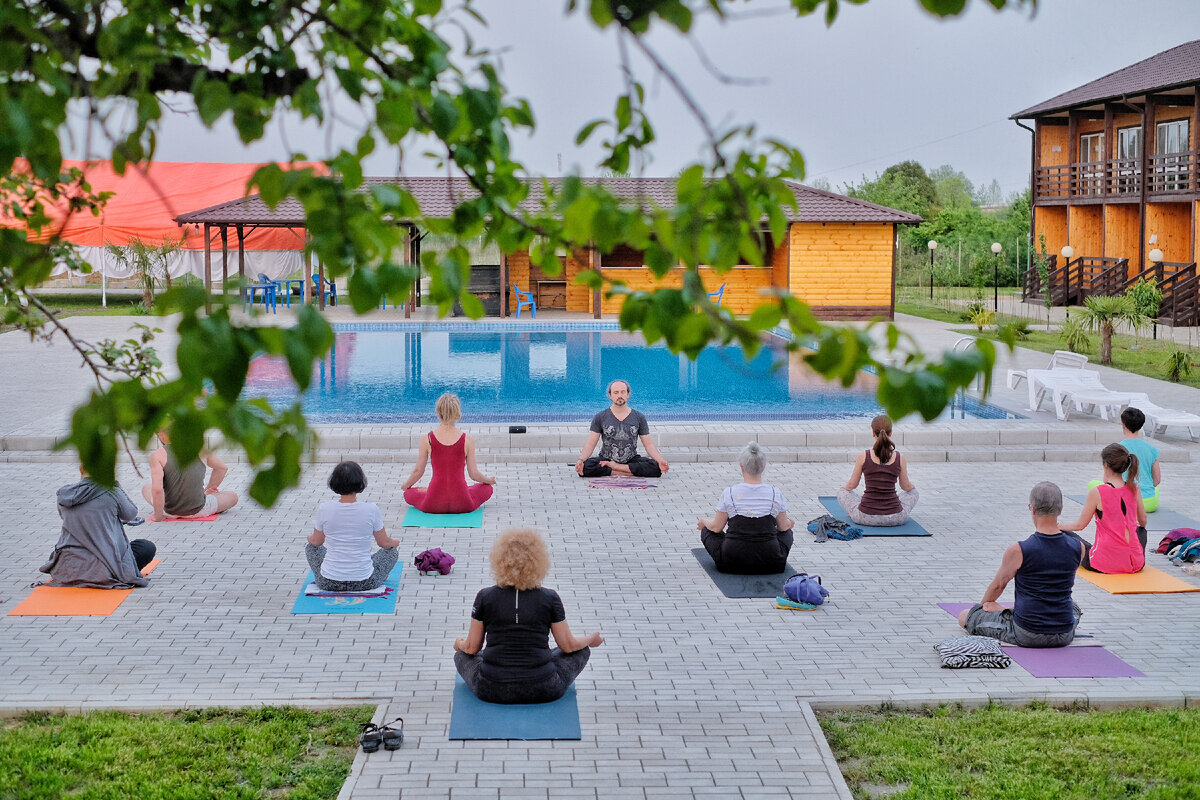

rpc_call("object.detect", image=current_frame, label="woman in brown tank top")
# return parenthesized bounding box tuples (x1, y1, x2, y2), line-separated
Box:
(836, 415, 919, 526)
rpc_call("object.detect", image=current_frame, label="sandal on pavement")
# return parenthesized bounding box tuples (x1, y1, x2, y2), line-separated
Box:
(359, 722, 383, 753)
(381, 717, 404, 751)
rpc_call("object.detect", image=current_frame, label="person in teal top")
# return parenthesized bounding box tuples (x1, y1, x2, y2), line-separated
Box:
(1119, 407, 1161, 513)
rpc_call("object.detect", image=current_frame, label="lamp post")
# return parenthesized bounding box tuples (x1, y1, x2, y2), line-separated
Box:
(1060, 245, 1074, 319)
(991, 242, 1002, 311)
(1149, 247, 1164, 339)
(927, 240, 937, 300)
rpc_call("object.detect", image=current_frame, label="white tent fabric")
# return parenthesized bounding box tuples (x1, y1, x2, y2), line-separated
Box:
(51, 247, 305, 282)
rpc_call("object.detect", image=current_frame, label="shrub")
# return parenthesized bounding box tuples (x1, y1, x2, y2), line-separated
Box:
(960, 300, 987, 323)
(997, 319, 1030, 340)
(1059, 317, 1093, 353)
(968, 307, 995, 332)
(1164, 348, 1193, 383)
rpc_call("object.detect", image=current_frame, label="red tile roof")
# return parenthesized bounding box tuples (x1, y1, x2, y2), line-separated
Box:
(1012, 39, 1200, 118)
(175, 178, 921, 226)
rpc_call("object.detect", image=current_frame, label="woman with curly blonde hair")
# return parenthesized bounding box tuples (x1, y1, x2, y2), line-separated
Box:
(453, 529, 603, 704)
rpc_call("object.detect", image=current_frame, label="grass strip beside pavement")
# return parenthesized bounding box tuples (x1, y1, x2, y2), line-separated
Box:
(0, 705, 372, 800)
(818, 704, 1200, 800)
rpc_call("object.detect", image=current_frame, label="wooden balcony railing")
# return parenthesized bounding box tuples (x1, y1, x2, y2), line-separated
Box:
(1034, 152, 1199, 200)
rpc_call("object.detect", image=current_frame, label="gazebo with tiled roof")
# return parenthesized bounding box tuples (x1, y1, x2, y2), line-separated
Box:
(176, 177, 920, 319)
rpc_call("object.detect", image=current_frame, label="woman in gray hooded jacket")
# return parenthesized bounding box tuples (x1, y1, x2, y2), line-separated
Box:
(40, 468, 156, 589)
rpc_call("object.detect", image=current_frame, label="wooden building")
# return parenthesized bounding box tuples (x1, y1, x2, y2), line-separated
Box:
(1012, 39, 1200, 325)
(177, 177, 919, 320)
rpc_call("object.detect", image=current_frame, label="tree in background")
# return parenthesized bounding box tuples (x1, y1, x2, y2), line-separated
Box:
(106, 235, 185, 311)
(0, 0, 1032, 498)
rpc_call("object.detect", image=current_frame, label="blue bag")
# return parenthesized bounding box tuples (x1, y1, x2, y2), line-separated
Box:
(783, 573, 829, 606)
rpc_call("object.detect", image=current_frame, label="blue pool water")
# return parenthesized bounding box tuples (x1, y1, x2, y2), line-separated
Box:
(244, 322, 1019, 424)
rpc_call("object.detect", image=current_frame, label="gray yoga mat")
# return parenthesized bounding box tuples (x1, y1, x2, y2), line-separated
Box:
(1065, 494, 1199, 531)
(690, 548, 796, 598)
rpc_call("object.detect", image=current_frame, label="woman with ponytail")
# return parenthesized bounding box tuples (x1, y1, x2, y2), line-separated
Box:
(1060, 443, 1147, 573)
(837, 415, 918, 526)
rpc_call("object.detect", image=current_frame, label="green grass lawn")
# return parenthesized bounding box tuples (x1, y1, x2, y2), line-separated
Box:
(819, 704, 1200, 800)
(0, 706, 372, 800)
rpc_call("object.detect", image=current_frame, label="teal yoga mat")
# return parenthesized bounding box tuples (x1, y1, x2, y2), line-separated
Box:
(402, 506, 484, 528)
(448, 676, 581, 740)
(1064, 494, 1198, 531)
(817, 496, 931, 536)
(690, 548, 795, 598)
(290, 563, 402, 614)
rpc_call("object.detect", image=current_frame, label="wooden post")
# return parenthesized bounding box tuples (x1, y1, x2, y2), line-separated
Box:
(236, 225, 246, 298)
(318, 259, 326, 311)
(220, 225, 229, 305)
(591, 245, 601, 319)
(1103, 104, 1114, 198)
(203, 223, 212, 313)
(1139, 98, 1155, 270)
(1067, 111, 1078, 199)
(499, 250, 508, 318)
(303, 236, 312, 305)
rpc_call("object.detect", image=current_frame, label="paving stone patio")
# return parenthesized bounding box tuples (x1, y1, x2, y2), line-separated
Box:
(2, 311, 1198, 799)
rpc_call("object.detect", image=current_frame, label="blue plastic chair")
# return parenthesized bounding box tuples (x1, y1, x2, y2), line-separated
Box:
(312, 273, 337, 306)
(708, 283, 726, 307)
(244, 277, 276, 314)
(513, 284, 536, 318)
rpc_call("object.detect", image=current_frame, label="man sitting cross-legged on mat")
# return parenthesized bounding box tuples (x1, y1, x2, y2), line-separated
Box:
(574, 379, 669, 478)
(958, 481, 1083, 648)
(306, 461, 400, 592)
(454, 528, 603, 704)
(697, 442, 795, 574)
(142, 427, 238, 521)
(41, 466, 155, 588)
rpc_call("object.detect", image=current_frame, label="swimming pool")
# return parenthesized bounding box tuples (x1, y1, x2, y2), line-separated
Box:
(244, 322, 1019, 423)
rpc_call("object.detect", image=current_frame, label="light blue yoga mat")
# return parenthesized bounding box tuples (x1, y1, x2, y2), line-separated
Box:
(817, 496, 931, 536)
(290, 563, 402, 614)
(402, 506, 484, 528)
(448, 676, 581, 740)
(1064, 494, 1199, 531)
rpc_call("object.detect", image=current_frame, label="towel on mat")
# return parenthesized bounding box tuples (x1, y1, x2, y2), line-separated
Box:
(807, 514, 862, 542)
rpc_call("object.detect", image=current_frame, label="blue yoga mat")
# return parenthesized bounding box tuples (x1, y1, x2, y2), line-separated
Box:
(690, 548, 795, 598)
(448, 676, 581, 740)
(402, 506, 484, 528)
(1065, 494, 1198, 531)
(817, 496, 931, 536)
(290, 563, 402, 614)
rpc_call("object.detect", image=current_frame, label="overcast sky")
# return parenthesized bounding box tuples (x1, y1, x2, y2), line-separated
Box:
(85, 0, 1200, 200)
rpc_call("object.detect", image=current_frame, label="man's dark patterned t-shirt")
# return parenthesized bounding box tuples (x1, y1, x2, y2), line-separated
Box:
(589, 408, 649, 463)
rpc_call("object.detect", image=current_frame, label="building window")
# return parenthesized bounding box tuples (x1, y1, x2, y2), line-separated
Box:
(1079, 132, 1104, 195)
(1156, 119, 1190, 191)
(1115, 126, 1141, 193)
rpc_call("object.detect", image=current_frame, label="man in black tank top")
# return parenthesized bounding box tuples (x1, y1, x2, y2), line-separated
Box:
(957, 481, 1083, 648)
(142, 429, 239, 521)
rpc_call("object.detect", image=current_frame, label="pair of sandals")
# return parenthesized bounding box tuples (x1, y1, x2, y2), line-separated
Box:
(359, 717, 404, 752)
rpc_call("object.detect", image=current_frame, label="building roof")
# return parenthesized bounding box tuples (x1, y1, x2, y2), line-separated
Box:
(1011, 39, 1200, 118)
(174, 177, 922, 226)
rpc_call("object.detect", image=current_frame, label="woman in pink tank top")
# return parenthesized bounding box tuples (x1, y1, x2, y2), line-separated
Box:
(402, 394, 496, 514)
(1061, 443, 1147, 573)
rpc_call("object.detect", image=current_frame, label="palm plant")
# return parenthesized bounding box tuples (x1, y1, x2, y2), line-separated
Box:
(1077, 294, 1148, 365)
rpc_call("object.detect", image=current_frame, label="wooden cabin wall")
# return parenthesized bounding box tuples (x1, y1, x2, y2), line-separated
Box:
(771, 232, 789, 290)
(787, 222, 893, 319)
(1103, 204, 1140, 273)
(1034, 206, 1068, 256)
(598, 266, 772, 315)
(1068, 206, 1103, 256)
(1038, 123, 1069, 168)
(1146, 202, 1194, 263)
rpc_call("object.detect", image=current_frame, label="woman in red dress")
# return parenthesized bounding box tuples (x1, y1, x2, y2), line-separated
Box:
(402, 393, 496, 514)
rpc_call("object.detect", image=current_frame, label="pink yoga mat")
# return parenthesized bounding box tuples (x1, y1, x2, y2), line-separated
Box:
(1001, 645, 1144, 678)
(937, 602, 1011, 617)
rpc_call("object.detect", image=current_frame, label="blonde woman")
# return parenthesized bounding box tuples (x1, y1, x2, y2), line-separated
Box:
(453, 529, 603, 704)
(402, 393, 495, 513)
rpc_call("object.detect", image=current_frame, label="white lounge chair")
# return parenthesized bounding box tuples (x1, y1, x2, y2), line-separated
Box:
(1123, 393, 1200, 441)
(1007, 350, 1089, 391)
(1026, 369, 1141, 421)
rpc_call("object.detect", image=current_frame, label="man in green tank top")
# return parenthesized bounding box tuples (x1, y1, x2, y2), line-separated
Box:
(142, 429, 239, 521)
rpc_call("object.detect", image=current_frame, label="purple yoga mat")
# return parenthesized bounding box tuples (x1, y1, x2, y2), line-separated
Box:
(937, 602, 1011, 617)
(1001, 645, 1144, 678)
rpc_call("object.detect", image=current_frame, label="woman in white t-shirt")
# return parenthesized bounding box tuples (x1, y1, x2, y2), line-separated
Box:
(306, 461, 400, 591)
(697, 442, 795, 574)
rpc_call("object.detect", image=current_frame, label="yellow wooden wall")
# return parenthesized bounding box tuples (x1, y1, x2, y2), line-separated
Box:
(598, 266, 772, 315)
(787, 222, 894, 318)
(1146, 202, 1194, 263)
(1038, 123, 1068, 167)
(771, 233, 789, 291)
(1068, 206, 1103, 256)
(506, 249, 588, 312)
(1035, 206, 1068, 256)
(1103, 204, 1140, 268)
(1195, 201, 1200, 264)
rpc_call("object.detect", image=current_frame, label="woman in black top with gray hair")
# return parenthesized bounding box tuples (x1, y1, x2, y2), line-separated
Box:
(453, 528, 603, 704)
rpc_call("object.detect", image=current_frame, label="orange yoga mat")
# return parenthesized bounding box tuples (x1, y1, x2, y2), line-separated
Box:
(1076, 564, 1200, 595)
(7, 560, 161, 616)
